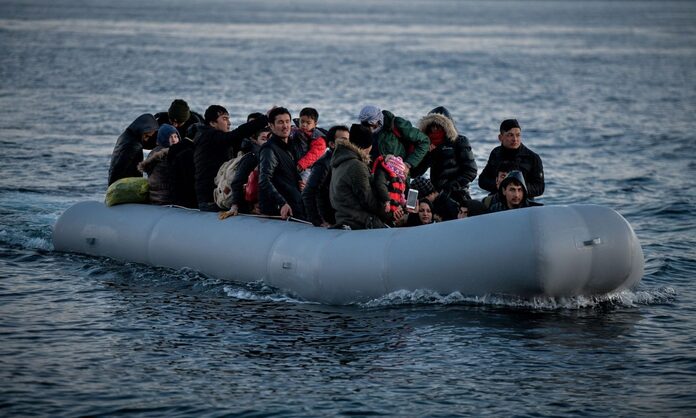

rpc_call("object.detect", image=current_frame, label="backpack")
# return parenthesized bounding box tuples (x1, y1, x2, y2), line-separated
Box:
(244, 168, 260, 204)
(213, 151, 244, 210)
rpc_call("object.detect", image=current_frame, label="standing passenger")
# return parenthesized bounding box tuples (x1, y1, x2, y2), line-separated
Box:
(358, 105, 430, 176)
(479, 119, 545, 198)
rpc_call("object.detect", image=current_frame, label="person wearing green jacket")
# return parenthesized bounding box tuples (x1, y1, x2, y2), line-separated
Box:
(358, 105, 429, 177)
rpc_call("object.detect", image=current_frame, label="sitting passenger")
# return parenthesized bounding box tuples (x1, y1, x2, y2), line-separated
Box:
(292, 107, 327, 187)
(415, 106, 478, 203)
(482, 160, 518, 209)
(219, 126, 271, 219)
(457, 199, 488, 218)
(405, 199, 435, 226)
(487, 170, 543, 213)
(108, 113, 159, 186)
(258, 107, 306, 220)
(409, 176, 459, 222)
(137, 124, 179, 205)
(154, 99, 204, 141)
(371, 154, 407, 225)
(193, 105, 269, 212)
(302, 125, 349, 227)
(330, 124, 387, 230)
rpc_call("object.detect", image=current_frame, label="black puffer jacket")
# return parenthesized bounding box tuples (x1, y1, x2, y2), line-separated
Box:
(108, 114, 159, 186)
(301, 149, 334, 226)
(416, 106, 477, 201)
(330, 142, 386, 230)
(193, 116, 268, 208)
(479, 143, 545, 198)
(258, 135, 305, 219)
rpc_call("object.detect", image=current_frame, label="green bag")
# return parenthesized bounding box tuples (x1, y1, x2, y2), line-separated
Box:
(105, 177, 149, 207)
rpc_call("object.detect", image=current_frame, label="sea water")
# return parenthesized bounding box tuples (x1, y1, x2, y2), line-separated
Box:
(1, 0, 695, 416)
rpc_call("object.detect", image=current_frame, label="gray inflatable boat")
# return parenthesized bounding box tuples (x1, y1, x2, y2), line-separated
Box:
(52, 201, 643, 304)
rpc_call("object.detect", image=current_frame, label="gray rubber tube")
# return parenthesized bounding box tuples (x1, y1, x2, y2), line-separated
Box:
(52, 202, 644, 304)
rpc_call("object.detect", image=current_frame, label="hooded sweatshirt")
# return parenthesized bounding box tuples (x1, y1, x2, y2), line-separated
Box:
(108, 114, 159, 186)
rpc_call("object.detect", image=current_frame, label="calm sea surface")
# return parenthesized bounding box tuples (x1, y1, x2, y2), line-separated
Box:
(1, 0, 695, 416)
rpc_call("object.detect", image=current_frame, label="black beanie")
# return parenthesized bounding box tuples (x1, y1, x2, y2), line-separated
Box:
(500, 119, 520, 133)
(168, 99, 191, 124)
(349, 124, 373, 149)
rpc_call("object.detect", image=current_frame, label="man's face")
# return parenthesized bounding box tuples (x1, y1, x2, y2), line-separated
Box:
(498, 127, 521, 149)
(503, 182, 524, 208)
(331, 129, 350, 150)
(299, 116, 317, 132)
(254, 130, 271, 145)
(270, 113, 292, 139)
(210, 113, 231, 132)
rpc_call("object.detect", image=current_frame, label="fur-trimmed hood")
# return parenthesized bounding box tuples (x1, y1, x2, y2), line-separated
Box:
(418, 107, 459, 143)
(331, 139, 371, 167)
(138, 147, 169, 174)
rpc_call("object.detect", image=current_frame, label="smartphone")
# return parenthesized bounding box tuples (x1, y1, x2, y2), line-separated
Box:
(406, 189, 419, 211)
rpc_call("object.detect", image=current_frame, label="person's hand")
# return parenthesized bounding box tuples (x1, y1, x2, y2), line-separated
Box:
(218, 205, 239, 220)
(280, 203, 293, 219)
(393, 206, 404, 221)
(384, 202, 391, 213)
(429, 143, 437, 152)
(298, 180, 306, 191)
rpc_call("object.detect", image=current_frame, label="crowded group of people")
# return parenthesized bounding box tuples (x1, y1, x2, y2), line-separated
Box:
(108, 99, 545, 230)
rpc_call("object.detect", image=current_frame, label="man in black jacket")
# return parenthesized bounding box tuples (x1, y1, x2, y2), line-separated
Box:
(108, 113, 159, 186)
(193, 105, 268, 211)
(154, 99, 204, 142)
(301, 125, 349, 226)
(479, 119, 545, 198)
(258, 107, 306, 220)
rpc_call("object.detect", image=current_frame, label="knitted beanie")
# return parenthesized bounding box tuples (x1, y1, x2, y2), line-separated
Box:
(410, 176, 434, 197)
(384, 155, 407, 181)
(168, 99, 191, 124)
(349, 124, 373, 149)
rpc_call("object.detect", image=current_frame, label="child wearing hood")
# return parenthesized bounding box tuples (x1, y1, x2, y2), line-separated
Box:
(138, 124, 180, 205)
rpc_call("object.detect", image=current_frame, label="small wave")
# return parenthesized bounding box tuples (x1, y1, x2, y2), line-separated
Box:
(222, 282, 315, 305)
(361, 287, 677, 310)
(0, 229, 53, 251)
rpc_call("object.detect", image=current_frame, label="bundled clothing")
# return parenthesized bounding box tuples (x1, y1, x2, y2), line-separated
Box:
(167, 138, 197, 208)
(371, 155, 407, 221)
(330, 141, 386, 230)
(193, 116, 268, 211)
(229, 140, 263, 213)
(136, 125, 179, 205)
(368, 110, 430, 170)
(258, 135, 306, 219)
(416, 106, 477, 202)
(108, 114, 159, 186)
(479, 143, 545, 198)
(301, 149, 335, 226)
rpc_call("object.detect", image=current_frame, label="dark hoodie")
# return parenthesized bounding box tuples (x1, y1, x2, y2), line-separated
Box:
(415, 106, 477, 202)
(108, 114, 159, 186)
(488, 170, 543, 213)
(479, 140, 544, 198)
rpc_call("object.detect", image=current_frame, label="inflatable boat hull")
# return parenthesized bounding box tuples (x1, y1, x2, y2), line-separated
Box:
(52, 202, 643, 304)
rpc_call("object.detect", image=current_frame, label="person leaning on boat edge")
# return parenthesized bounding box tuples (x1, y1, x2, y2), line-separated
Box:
(329, 124, 388, 230)
(479, 119, 545, 198)
(193, 105, 269, 212)
(108, 113, 159, 186)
